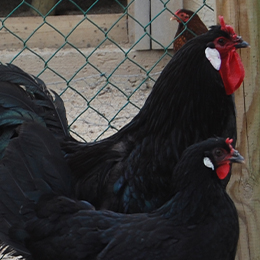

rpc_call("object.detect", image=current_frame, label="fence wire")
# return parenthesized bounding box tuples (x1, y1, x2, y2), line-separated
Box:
(0, 0, 214, 142)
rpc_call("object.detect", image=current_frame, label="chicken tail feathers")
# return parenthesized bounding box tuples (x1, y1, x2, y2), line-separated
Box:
(0, 64, 71, 158)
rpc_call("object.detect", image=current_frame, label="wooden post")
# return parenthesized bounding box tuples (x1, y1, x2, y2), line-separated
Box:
(216, 1, 260, 259)
(31, 0, 57, 16)
(151, 0, 182, 49)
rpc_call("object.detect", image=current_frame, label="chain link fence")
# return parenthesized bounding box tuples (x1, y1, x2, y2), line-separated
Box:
(0, 0, 215, 142)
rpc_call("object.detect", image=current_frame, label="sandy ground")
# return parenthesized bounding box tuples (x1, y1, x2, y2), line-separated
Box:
(0, 46, 172, 142)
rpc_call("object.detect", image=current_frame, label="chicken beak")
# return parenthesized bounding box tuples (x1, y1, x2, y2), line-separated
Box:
(170, 16, 177, 21)
(229, 149, 245, 164)
(235, 39, 250, 49)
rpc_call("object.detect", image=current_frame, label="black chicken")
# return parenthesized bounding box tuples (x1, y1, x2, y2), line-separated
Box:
(0, 122, 244, 259)
(63, 16, 249, 212)
(0, 17, 249, 215)
(170, 9, 208, 51)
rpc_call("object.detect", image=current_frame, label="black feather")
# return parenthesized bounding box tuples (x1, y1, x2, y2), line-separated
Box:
(0, 64, 70, 140)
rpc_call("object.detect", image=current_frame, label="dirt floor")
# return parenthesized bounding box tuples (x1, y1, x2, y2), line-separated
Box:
(0, 46, 171, 142)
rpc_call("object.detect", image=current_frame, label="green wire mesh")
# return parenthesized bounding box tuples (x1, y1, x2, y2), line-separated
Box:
(0, 0, 214, 142)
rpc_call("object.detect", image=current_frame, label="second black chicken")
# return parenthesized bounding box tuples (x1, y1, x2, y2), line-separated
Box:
(0, 122, 244, 259)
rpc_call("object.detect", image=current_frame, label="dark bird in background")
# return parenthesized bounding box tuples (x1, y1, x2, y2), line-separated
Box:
(0, 122, 244, 259)
(0, 17, 249, 215)
(170, 9, 208, 51)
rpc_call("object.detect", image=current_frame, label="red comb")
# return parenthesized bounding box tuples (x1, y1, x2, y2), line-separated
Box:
(225, 138, 233, 145)
(225, 138, 234, 153)
(218, 16, 238, 40)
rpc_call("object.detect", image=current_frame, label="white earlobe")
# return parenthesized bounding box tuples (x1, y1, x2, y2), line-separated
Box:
(203, 157, 214, 170)
(205, 47, 221, 70)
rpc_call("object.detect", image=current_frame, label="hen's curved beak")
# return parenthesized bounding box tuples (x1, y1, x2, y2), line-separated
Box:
(235, 39, 250, 49)
(230, 149, 245, 164)
(170, 16, 177, 21)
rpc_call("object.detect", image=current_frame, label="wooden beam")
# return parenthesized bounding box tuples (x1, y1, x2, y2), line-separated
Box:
(216, 1, 260, 259)
(129, 0, 151, 50)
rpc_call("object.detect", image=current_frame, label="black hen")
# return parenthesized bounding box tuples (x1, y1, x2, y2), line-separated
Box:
(0, 122, 244, 259)
(63, 17, 249, 212)
(0, 17, 249, 214)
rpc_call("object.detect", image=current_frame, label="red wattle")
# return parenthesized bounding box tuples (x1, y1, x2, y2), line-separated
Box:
(216, 164, 231, 180)
(219, 49, 245, 95)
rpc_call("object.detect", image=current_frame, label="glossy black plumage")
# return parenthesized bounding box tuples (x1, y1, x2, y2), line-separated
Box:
(0, 23, 246, 215)
(63, 25, 241, 213)
(0, 123, 242, 259)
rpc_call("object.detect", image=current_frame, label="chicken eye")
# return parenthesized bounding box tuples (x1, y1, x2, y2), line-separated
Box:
(217, 38, 226, 46)
(179, 13, 189, 21)
(215, 149, 224, 157)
